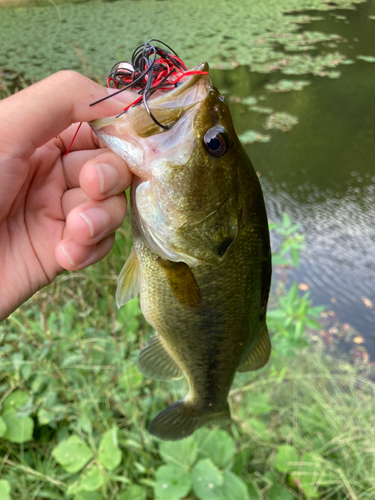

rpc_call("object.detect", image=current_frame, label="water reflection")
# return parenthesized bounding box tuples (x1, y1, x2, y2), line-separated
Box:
(211, 0, 375, 354)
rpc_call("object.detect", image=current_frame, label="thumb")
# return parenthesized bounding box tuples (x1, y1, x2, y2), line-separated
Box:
(0, 70, 135, 158)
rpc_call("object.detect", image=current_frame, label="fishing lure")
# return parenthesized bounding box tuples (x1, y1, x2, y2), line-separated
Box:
(66, 39, 208, 154)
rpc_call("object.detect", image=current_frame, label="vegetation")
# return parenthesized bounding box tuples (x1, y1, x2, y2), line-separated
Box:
(0, 0, 366, 83)
(0, 213, 374, 499)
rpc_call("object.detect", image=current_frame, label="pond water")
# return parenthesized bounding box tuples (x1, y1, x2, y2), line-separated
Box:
(211, 0, 375, 355)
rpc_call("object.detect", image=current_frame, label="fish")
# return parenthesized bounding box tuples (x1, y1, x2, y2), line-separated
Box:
(90, 62, 271, 441)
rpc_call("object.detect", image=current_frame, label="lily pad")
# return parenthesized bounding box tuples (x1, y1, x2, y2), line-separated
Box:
(265, 80, 311, 92)
(357, 55, 375, 63)
(264, 112, 299, 132)
(238, 130, 271, 144)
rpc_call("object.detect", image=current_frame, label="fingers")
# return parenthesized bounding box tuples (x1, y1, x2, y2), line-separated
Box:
(63, 147, 133, 197)
(55, 192, 126, 271)
(65, 194, 127, 246)
(80, 151, 133, 199)
(58, 146, 131, 271)
(61, 188, 90, 216)
(55, 234, 115, 271)
(0, 70, 136, 158)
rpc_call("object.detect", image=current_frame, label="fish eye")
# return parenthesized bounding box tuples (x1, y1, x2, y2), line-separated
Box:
(203, 126, 228, 157)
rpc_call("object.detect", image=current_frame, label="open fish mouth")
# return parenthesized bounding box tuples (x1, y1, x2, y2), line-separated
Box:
(90, 63, 211, 174)
(90, 63, 210, 138)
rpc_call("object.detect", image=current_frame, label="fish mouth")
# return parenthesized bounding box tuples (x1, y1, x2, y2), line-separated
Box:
(129, 62, 210, 137)
(89, 62, 211, 175)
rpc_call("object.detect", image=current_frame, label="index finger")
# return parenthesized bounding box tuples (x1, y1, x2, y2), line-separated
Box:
(0, 70, 135, 158)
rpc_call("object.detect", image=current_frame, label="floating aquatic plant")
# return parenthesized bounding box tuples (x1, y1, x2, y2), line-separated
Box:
(265, 79, 311, 92)
(238, 130, 271, 144)
(250, 105, 273, 114)
(264, 112, 299, 132)
(0, 0, 365, 81)
(356, 55, 375, 63)
(242, 96, 258, 106)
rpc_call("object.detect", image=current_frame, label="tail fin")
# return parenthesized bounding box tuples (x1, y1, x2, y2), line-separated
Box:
(148, 400, 231, 441)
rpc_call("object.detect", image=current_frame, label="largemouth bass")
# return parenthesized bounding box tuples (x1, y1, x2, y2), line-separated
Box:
(90, 62, 271, 441)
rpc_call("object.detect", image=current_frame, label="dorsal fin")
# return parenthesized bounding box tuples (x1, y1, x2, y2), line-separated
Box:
(157, 258, 202, 307)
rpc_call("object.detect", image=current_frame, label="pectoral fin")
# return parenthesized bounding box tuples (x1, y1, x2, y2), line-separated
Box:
(137, 333, 183, 381)
(116, 248, 141, 308)
(157, 258, 202, 307)
(238, 325, 271, 372)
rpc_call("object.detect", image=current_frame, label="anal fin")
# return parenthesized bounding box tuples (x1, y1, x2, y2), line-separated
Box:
(116, 248, 140, 308)
(238, 325, 271, 372)
(137, 333, 183, 381)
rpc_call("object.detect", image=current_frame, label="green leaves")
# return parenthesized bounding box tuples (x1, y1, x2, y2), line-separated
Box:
(290, 453, 328, 499)
(74, 492, 103, 500)
(118, 484, 146, 500)
(0, 480, 11, 500)
(98, 427, 122, 471)
(159, 436, 198, 468)
(220, 470, 248, 500)
(1, 412, 34, 443)
(0, 416, 6, 437)
(2, 390, 30, 411)
(79, 466, 105, 492)
(52, 426, 122, 477)
(1, 391, 34, 443)
(154, 430, 248, 500)
(274, 445, 299, 474)
(264, 472, 294, 500)
(50, 427, 124, 498)
(52, 435, 93, 473)
(195, 429, 235, 468)
(273, 447, 335, 499)
(191, 459, 223, 499)
(155, 465, 191, 499)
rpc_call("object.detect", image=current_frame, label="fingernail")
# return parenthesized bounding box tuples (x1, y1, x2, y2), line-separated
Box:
(78, 208, 111, 238)
(95, 163, 120, 194)
(60, 244, 76, 267)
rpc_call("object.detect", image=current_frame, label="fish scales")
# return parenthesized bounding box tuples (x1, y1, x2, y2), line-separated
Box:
(90, 62, 271, 441)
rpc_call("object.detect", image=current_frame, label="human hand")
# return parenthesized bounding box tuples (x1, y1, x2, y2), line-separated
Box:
(0, 71, 135, 321)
